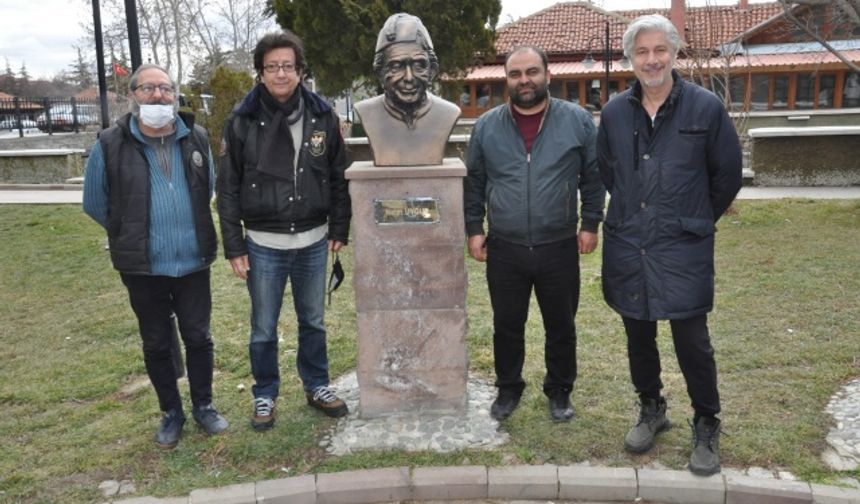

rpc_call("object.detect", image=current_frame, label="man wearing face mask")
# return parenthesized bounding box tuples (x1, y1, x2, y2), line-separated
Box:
(83, 63, 228, 449)
(464, 46, 605, 423)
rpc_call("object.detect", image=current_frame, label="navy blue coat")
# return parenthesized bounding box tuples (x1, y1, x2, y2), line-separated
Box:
(596, 72, 742, 321)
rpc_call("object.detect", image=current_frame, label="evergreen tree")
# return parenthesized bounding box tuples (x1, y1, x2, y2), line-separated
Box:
(1, 58, 16, 94)
(68, 46, 94, 90)
(17, 63, 31, 96)
(267, 0, 501, 96)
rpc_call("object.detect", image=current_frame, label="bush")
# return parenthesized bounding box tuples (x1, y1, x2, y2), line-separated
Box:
(204, 66, 254, 168)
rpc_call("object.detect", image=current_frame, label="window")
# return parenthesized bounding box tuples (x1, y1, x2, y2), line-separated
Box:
(728, 76, 746, 111)
(459, 85, 472, 107)
(819, 74, 836, 108)
(587, 79, 602, 111)
(549, 80, 564, 100)
(843, 72, 860, 108)
(750, 75, 769, 111)
(710, 75, 728, 104)
(795, 74, 814, 109)
(773, 76, 789, 109)
(489, 82, 505, 107)
(608, 80, 621, 102)
(564, 81, 580, 105)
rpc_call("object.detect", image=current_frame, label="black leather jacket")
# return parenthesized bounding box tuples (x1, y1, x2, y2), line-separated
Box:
(218, 84, 351, 259)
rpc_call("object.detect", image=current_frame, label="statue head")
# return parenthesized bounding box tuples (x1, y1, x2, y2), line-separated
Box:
(372, 13, 440, 114)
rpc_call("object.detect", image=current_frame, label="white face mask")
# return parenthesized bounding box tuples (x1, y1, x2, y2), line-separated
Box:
(138, 104, 175, 129)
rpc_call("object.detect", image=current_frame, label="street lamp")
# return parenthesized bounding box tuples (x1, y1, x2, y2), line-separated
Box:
(582, 20, 629, 105)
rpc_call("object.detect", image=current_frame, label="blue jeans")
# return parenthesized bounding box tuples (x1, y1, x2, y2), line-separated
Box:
(247, 237, 330, 399)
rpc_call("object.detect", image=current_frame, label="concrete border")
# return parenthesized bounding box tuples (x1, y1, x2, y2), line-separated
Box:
(111, 465, 860, 503)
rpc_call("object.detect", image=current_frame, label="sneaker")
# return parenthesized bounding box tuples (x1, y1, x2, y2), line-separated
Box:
(689, 416, 722, 475)
(624, 397, 671, 453)
(251, 397, 275, 431)
(192, 403, 229, 435)
(155, 409, 185, 449)
(548, 390, 574, 422)
(490, 389, 521, 421)
(306, 386, 348, 418)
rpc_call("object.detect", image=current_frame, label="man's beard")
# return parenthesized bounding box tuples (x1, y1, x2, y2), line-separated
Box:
(509, 82, 549, 109)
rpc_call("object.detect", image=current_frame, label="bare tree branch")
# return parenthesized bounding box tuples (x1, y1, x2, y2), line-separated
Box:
(778, 0, 860, 73)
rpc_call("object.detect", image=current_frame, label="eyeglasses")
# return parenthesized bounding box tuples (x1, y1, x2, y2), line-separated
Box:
(263, 63, 299, 74)
(134, 84, 175, 96)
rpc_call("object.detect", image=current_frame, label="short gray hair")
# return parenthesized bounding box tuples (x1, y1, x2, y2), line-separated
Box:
(622, 15, 683, 59)
(128, 63, 175, 93)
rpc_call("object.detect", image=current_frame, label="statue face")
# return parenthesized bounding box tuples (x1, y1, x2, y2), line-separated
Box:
(382, 42, 432, 108)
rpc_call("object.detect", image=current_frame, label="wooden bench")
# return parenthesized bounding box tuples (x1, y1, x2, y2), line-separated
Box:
(0, 149, 86, 184)
(748, 126, 860, 186)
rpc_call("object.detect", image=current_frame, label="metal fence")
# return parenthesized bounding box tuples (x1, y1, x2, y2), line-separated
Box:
(0, 97, 130, 137)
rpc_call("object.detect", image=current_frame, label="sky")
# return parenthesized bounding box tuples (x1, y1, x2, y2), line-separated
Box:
(0, 0, 771, 80)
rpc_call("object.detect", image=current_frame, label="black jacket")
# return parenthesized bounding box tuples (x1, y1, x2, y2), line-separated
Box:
(100, 112, 217, 274)
(464, 98, 605, 246)
(218, 84, 351, 259)
(597, 72, 742, 320)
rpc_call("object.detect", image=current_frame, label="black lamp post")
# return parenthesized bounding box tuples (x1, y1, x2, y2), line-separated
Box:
(582, 20, 630, 105)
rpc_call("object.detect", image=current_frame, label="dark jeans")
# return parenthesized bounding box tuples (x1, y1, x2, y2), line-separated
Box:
(246, 237, 329, 399)
(486, 235, 580, 397)
(120, 268, 214, 412)
(623, 314, 720, 416)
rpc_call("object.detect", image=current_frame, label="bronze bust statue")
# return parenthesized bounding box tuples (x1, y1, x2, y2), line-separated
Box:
(354, 13, 460, 166)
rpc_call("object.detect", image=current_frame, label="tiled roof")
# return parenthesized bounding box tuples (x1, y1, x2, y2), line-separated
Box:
(494, 1, 785, 55)
(463, 49, 860, 81)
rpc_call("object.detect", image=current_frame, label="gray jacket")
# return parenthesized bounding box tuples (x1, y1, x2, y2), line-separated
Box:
(464, 98, 605, 245)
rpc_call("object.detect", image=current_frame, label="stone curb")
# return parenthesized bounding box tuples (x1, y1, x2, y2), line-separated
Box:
(111, 465, 860, 503)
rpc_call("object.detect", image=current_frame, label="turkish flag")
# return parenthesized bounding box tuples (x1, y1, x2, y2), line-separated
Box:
(113, 62, 128, 77)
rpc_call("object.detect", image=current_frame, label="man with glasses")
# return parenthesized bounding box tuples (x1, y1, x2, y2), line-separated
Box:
(218, 31, 351, 431)
(83, 63, 228, 449)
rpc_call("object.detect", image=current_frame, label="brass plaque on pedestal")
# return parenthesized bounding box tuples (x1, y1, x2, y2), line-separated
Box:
(373, 197, 440, 224)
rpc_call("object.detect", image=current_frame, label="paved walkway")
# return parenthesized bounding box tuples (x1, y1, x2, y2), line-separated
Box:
(1, 185, 860, 204)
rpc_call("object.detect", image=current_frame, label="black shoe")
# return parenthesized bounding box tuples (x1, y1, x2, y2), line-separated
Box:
(490, 390, 521, 421)
(689, 416, 722, 475)
(192, 403, 229, 435)
(548, 390, 574, 422)
(155, 409, 185, 449)
(624, 397, 671, 453)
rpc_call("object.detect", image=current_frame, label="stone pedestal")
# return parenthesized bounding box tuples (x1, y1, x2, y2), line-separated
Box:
(346, 158, 468, 417)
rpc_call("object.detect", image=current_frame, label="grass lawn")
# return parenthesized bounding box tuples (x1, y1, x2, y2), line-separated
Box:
(0, 199, 858, 503)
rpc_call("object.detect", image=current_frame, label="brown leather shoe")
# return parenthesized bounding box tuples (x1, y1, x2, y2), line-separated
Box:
(306, 386, 348, 418)
(251, 397, 275, 431)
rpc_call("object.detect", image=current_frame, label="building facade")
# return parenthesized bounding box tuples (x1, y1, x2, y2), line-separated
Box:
(449, 1, 860, 118)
